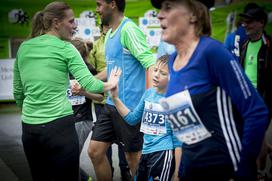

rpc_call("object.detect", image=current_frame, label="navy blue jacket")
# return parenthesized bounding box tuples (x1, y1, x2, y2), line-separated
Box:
(166, 36, 269, 180)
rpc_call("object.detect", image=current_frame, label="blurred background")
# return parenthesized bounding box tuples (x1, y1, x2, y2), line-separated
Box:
(0, 0, 272, 180)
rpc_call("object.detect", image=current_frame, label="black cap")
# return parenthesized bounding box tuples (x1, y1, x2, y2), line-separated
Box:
(239, 7, 267, 23)
(151, 0, 164, 9)
(151, 0, 215, 9)
(243, 2, 259, 12)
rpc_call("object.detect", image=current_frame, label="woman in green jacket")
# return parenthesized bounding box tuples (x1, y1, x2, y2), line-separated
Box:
(13, 2, 120, 181)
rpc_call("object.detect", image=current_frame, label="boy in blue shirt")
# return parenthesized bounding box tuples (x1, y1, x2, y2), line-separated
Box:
(110, 55, 182, 181)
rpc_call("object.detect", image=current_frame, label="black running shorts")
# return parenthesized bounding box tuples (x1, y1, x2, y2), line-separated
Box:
(91, 104, 143, 152)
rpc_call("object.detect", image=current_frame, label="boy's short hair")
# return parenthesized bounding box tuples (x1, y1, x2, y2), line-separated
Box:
(157, 54, 169, 66)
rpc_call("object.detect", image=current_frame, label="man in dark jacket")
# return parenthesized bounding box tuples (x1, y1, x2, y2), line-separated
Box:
(239, 5, 272, 116)
(239, 4, 272, 180)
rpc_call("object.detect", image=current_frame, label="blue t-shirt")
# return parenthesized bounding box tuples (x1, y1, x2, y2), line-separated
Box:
(224, 26, 247, 61)
(124, 88, 182, 154)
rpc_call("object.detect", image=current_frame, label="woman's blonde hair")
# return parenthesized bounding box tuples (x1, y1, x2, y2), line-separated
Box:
(194, 1, 211, 36)
(30, 1, 71, 38)
(182, 0, 212, 36)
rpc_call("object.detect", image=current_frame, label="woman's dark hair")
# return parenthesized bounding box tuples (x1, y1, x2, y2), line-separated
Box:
(71, 38, 97, 75)
(71, 38, 92, 60)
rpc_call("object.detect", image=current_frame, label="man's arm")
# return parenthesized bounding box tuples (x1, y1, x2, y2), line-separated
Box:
(121, 20, 156, 70)
(146, 65, 154, 88)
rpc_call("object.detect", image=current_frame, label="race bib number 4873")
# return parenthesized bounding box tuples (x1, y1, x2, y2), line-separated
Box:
(140, 101, 167, 135)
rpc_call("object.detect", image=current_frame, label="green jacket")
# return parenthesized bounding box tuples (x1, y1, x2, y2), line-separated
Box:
(13, 34, 104, 124)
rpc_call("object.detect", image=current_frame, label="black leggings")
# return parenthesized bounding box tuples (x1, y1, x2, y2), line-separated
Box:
(22, 115, 79, 181)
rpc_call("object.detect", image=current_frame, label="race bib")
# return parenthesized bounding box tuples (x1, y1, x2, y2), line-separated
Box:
(160, 90, 211, 145)
(67, 80, 86, 106)
(140, 101, 167, 135)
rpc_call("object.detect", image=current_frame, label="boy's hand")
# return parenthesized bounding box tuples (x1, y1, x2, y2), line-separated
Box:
(110, 85, 119, 99)
(108, 66, 122, 90)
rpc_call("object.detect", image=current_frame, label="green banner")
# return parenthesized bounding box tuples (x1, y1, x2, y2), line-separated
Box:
(0, 38, 9, 59)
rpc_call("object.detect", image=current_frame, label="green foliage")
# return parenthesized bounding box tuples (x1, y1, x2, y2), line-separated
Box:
(0, 0, 97, 37)
(124, 0, 272, 42)
(125, 0, 272, 42)
(125, 1, 154, 23)
(0, 0, 271, 41)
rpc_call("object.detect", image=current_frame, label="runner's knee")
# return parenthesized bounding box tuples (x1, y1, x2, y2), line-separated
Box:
(88, 141, 108, 161)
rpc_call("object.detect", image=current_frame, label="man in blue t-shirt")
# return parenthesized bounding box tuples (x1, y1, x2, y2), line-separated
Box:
(88, 0, 155, 180)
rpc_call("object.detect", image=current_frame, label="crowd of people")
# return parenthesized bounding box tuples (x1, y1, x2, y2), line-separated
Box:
(13, 0, 271, 181)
